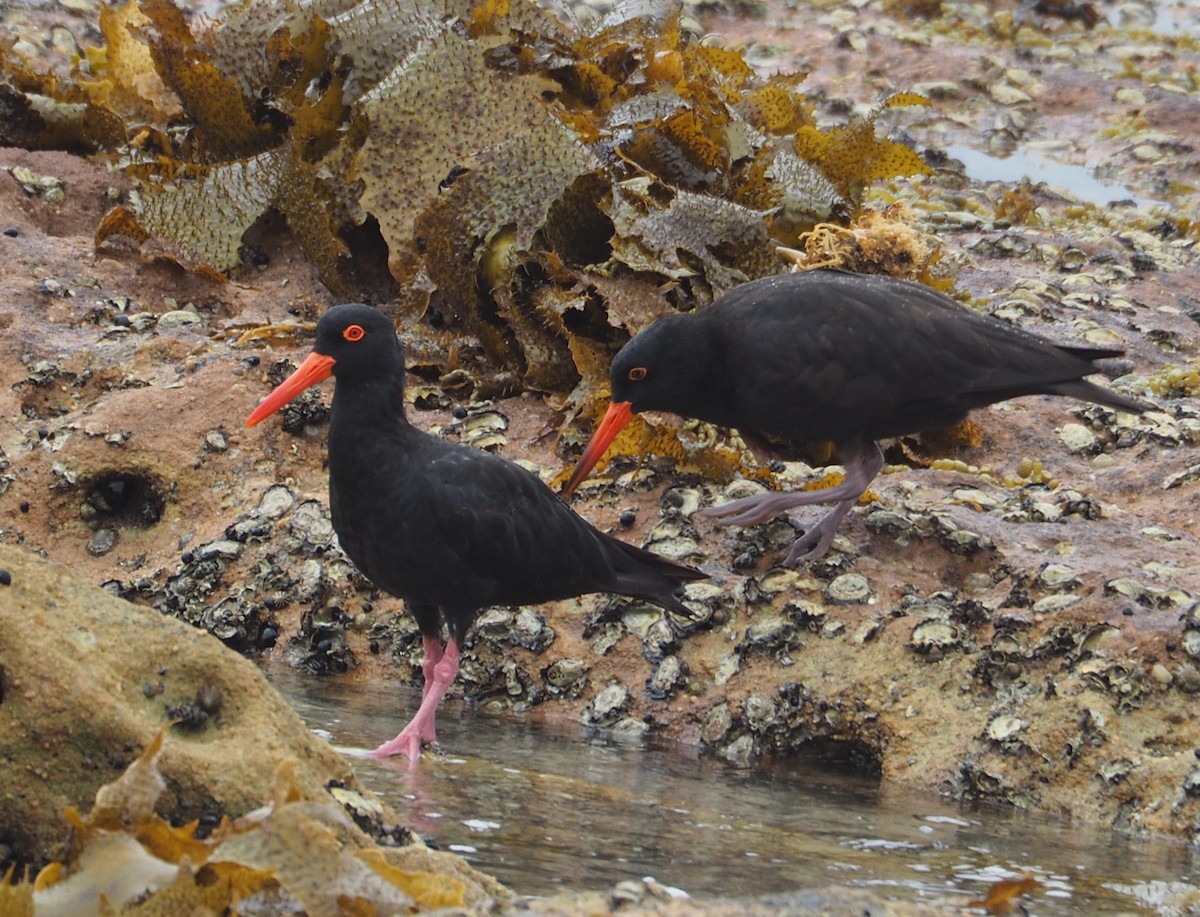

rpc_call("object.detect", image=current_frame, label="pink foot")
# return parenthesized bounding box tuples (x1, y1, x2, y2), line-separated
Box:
(368, 640, 461, 761)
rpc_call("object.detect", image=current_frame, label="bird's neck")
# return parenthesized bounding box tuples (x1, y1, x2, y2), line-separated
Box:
(329, 364, 412, 440)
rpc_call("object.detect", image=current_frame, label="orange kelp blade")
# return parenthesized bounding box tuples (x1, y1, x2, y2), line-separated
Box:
(245, 352, 336, 427)
(561, 400, 634, 498)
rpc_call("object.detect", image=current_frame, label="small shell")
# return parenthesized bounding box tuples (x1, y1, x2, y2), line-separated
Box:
(661, 486, 702, 517)
(646, 655, 685, 700)
(1104, 577, 1149, 602)
(741, 616, 797, 655)
(826, 573, 871, 605)
(582, 682, 629, 727)
(463, 410, 508, 437)
(255, 484, 296, 520)
(544, 658, 588, 693)
(701, 702, 733, 744)
(987, 715, 1026, 742)
(511, 608, 554, 652)
(954, 487, 1000, 509)
(1029, 501, 1062, 523)
(1058, 423, 1097, 454)
(784, 599, 827, 628)
(1077, 623, 1121, 655)
(741, 693, 778, 732)
(714, 651, 741, 686)
(1183, 630, 1200, 659)
(910, 618, 960, 653)
(287, 500, 336, 550)
(1031, 594, 1080, 613)
(1038, 564, 1079, 589)
(756, 566, 802, 597)
(621, 607, 662, 640)
(1098, 758, 1133, 784)
(156, 310, 202, 329)
(716, 479, 770, 505)
(989, 632, 1026, 658)
(642, 519, 704, 562)
(469, 432, 507, 452)
(1184, 768, 1200, 796)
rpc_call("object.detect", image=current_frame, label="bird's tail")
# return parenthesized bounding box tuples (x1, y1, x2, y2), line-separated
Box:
(609, 538, 707, 619)
(1046, 379, 1152, 415)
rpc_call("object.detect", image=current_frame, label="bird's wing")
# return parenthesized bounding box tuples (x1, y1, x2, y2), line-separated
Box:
(714, 272, 1119, 441)
(414, 442, 668, 608)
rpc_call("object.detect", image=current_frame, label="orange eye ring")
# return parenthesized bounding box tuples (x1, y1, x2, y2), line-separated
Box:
(628, 366, 647, 382)
(343, 324, 365, 342)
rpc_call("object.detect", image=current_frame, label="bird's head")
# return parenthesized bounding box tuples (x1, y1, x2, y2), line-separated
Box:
(245, 304, 400, 427)
(562, 313, 708, 498)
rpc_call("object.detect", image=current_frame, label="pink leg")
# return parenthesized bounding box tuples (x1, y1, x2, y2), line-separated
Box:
(368, 640, 461, 760)
(420, 635, 443, 701)
(696, 441, 885, 565)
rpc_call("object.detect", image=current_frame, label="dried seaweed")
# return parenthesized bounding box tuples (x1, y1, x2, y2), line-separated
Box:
(0, 731, 466, 915)
(0, 0, 935, 478)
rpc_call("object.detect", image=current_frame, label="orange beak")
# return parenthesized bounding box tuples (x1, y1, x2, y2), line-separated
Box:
(561, 400, 634, 498)
(245, 351, 336, 427)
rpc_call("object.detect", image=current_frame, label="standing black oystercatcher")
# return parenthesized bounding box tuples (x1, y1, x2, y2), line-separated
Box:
(246, 304, 704, 760)
(563, 270, 1150, 565)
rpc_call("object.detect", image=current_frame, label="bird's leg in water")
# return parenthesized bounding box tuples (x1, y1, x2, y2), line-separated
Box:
(369, 640, 462, 760)
(420, 635, 443, 701)
(696, 441, 885, 564)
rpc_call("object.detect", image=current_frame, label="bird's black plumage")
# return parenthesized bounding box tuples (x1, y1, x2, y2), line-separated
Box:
(247, 304, 703, 758)
(565, 269, 1150, 564)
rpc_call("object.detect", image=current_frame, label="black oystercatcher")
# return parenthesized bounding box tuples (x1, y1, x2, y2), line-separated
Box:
(246, 304, 704, 759)
(563, 270, 1150, 565)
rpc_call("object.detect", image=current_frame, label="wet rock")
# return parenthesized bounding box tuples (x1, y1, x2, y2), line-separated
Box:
(582, 682, 630, 728)
(720, 734, 756, 766)
(701, 702, 733, 745)
(0, 544, 391, 869)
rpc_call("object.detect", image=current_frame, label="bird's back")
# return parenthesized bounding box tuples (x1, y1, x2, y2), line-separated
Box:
(330, 422, 700, 624)
(701, 270, 1144, 443)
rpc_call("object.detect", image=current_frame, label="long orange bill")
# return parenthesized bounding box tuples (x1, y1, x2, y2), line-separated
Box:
(244, 352, 336, 427)
(561, 400, 634, 498)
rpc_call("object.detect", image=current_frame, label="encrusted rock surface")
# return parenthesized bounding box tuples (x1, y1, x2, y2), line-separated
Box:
(1, 0, 1198, 885)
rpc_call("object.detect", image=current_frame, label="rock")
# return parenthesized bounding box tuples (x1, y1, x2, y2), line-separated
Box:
(0, 544, 376, 866)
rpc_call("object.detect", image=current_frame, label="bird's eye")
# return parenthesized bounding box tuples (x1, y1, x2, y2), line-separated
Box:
(628, 366, 647, 382)
(343, 324, 365, 342)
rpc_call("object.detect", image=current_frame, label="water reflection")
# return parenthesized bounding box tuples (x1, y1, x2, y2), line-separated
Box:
(271, 669, 1198, 914)
(942, 144, 1163, 209)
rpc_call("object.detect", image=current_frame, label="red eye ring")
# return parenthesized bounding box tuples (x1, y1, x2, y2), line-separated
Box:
(628, 366, 647, 382)
(343, 324, 365, 342)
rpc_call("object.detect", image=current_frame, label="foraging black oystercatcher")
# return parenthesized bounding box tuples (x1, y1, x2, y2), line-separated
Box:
(563, 270, 1150, 565)
(246, 304, 704, 759)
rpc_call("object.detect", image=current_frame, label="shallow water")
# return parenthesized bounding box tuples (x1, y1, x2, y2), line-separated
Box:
(272, 670, 1199, 914)
(943, 144, 1164, 209)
